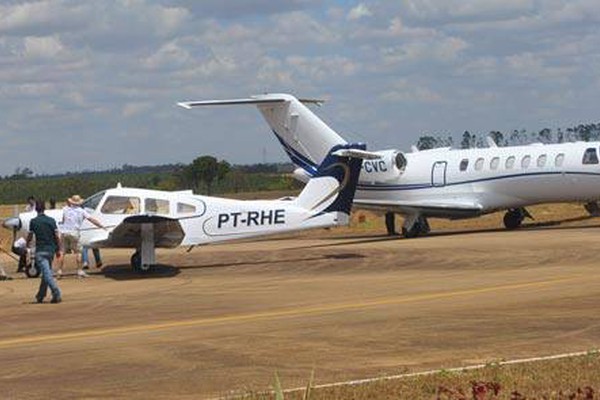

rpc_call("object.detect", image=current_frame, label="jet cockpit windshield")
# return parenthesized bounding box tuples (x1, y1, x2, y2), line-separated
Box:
(82, 191, 105, 212)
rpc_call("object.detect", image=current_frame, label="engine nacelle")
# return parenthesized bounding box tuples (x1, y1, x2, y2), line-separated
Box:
(359, 149, 406, 182)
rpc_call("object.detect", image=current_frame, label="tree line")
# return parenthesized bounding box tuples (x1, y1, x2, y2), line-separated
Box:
(0, 157, 300, 205)
(416, 122, 600, 150)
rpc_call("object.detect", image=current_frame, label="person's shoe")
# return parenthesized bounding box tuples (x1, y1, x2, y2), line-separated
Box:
(82, 263, 89, 270)
(77, 270, 89, 278)
(55, 269, 63, 279)
(95, 262, 103, 269)
(35, 296, 44, 304)
(50, 297, 62, 304)
(0, 275, 12, 281)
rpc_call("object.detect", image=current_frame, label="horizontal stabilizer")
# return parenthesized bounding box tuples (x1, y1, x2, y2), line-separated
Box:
(332, 148, 381, 160)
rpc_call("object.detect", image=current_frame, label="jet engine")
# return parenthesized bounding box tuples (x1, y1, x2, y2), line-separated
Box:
(359, 149, 407, 182)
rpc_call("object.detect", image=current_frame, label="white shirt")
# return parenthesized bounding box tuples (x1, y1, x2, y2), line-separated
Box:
(60, 205, 90, 234)
(13, 237, 27, 248)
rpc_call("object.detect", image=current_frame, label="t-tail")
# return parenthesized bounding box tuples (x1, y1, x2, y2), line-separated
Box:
(292, 143, 377, 224)
(178, 94, 347, 179)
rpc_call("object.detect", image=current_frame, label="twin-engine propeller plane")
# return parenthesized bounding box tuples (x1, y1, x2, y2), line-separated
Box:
(179, 94, 600, 238)
(2, 143, 374, 272)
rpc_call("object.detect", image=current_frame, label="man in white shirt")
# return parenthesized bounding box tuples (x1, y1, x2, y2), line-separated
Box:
(57, 194, 105, 278)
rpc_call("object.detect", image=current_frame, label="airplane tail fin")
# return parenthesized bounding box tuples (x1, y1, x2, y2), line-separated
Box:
(293, 143, 376, 216)
(178, 94, 347, 176)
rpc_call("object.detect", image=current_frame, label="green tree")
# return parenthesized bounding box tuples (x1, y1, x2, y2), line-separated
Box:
(416, 135, 438, 150)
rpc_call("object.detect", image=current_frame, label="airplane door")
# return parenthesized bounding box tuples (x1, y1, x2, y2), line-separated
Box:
(431, 161, 447, 187)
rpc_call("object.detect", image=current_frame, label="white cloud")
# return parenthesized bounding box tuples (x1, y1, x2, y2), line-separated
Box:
(21, 35, 65, 59)
(347, 4, 372, 20)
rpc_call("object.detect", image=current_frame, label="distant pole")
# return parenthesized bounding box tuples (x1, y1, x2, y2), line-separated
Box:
(262, 147, 267, 164)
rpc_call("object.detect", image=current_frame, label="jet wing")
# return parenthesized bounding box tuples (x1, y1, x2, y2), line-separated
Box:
(91, 215, 185, 249)
(354, 199, 484, 219)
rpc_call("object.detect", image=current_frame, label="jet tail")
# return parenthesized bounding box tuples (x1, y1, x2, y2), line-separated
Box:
(178, 93, 347, 176)
(293, 143, 375, 216)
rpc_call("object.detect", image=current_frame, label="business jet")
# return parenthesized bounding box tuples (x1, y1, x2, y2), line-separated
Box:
(179, 93, 600, 238)
(2, 143, 373, 273)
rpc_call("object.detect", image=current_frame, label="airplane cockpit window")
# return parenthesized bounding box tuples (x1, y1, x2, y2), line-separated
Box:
(459, 159, 468, 171)
(395, 152, 407, 172)
(582, 148, 599, 165)
(82, 191, 105, 212)
(177, 202, 196, 214)
(521, 155, 531, 168)
(537, 154, 547, 167)
(555, 153, 565, 167)
(145, 198, 170, 214)
(490, 157, 500, 170)
(474, 158, 484, 171)
(505, 156, 516, 169)
(100, 196, 140, 214)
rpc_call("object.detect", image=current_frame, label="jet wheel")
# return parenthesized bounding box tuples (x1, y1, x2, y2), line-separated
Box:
(402, 217, 430, 238)
(131, 251, 141, 270)
(503, 210, 523, 230)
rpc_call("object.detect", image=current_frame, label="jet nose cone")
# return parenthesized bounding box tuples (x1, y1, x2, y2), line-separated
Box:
(2, 217, 21, 230)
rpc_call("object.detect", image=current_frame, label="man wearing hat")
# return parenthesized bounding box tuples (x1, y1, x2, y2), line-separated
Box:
(57, 194, 105, 278)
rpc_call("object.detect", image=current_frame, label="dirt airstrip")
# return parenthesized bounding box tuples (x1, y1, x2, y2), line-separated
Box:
(1, 204, 600, 399)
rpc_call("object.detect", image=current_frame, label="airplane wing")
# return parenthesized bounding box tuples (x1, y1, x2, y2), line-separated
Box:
(91, 215, 185, 249)
(353, 198, 484, 219)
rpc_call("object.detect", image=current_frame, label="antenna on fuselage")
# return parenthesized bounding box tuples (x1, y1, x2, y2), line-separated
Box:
(486, 136, 498, 148)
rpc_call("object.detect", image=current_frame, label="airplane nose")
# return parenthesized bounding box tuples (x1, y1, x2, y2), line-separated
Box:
(2, 217, 21, 231)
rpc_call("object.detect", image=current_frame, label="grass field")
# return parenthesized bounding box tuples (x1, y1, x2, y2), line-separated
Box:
(240, 353, 600, 399)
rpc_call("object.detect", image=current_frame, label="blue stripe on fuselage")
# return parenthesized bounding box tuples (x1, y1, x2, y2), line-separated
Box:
(356, 170, 600, 191)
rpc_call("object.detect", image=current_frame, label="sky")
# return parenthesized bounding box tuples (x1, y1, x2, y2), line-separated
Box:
(1, 0, 600, 176)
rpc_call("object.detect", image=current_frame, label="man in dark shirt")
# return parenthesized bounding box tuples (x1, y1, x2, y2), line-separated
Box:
(27, 200, 63, 303)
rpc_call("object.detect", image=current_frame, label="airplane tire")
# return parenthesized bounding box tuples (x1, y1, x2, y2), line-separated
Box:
(25, 262, 40, 278)
(584, 201, 600, 216)
(503, 211, 522, 230)
(130, 251, 141, 270)
(402, 217, 430, 238)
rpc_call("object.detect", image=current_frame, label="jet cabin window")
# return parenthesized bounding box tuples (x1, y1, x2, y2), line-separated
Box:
(459, 159, 468, 171)
(101, 196, 140, 214)
(537, 154, 547, 167)
(521, 155, 531, 169)
(505, 156, 516, 169)
(474, 158, 484, 171)
(145, 198, 169, 214)
(555, 153, 565, 167)
(490, 157, 500, 170)
(582, 148, 599, 165)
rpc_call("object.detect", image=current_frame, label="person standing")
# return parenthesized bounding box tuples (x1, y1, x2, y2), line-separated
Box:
(27, 200, 62, 303)
(58, 195, 105, 278)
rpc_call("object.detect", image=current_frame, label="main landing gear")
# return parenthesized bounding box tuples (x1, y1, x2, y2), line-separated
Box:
(386, 212, 430, 239)
(401, 215, 430, 238)
(130, 249, 153, 272)
(584, 201, 600, 216)
(503, 207, 533, 230)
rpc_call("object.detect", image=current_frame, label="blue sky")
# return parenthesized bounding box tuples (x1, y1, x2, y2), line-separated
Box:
(1, 0, 599, 175)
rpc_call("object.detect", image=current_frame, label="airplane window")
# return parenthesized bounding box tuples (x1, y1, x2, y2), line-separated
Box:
(537, 154, 547, 167)
(490, 157, 500, 170)
(555, 153, 565, 167)
(459, 159, 468, 171)
(582, 148, 599, 165)
(82, 191, 105, 212)
(101, 196, 140, 214)
(145, 198, 169, 214)
(395, 152, 407, 171)
(177, 203, 196, 214)
(505, 156, 515, 169)
(474, 158, 484, 171)
(521, 155, 531, 168)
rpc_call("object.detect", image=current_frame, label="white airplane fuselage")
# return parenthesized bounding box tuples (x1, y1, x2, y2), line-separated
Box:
(355, 141, 600, 218)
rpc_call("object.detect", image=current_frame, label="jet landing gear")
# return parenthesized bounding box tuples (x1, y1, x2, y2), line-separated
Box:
(401, 215, 430, 239)
(385, 212, 398, 236)
(503, 208, 533, 230)
(584, 201, 600, 216)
